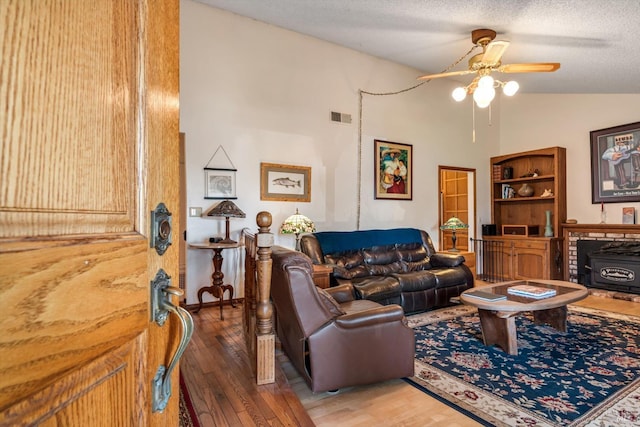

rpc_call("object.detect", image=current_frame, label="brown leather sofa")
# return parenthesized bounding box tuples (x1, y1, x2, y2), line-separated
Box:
(300, 228, 474, 314)
(270, 245, 415, 393)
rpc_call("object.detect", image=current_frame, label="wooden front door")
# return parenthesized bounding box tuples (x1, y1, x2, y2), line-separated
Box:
(0, 1, 180, 425)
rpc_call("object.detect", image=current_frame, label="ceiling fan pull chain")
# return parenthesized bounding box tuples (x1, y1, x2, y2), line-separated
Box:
(472, 103, 476, 143)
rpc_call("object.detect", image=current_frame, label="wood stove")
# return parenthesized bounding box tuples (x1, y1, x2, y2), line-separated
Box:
(583, 242, 640, 295)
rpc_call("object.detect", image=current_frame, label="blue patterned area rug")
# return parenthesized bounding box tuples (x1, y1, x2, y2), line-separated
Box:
(405, 305, 640, 427)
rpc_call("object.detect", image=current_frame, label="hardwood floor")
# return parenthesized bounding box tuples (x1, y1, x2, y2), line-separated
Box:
(181, 292, 639, 427)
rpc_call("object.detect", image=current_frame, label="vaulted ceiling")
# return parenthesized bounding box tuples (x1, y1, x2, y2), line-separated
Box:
(197, 0, 640, 94)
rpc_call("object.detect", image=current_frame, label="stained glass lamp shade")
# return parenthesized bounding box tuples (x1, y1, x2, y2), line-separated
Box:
(440, 216, 469, 252)
(280, 209, 315, 251)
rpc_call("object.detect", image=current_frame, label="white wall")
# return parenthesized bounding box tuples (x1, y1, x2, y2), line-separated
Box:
(180, 0, 640, 305)
(500, 95, 640, 224)
(180, 0, 496, 304)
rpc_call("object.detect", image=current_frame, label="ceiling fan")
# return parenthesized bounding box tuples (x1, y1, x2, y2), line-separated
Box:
(417, 29, 560, 107)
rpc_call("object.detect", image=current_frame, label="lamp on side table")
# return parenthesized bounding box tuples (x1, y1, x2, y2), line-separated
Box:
(205, 200, 246, 243)
(440, 216, 469, 252)
(280, 209, 315, 251)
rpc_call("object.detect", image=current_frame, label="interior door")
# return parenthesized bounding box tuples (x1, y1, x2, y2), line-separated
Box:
(0, 1, 180, 425)
(439, 167, 476, 252)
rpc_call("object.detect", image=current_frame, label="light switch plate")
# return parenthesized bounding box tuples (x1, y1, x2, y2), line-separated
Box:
(189, 207, 202, 217)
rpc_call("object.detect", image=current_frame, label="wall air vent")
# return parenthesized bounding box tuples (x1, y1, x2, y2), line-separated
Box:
(330, 111, 352, 124)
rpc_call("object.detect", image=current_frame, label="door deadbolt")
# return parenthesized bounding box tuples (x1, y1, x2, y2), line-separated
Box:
(151, 203, 172, 255)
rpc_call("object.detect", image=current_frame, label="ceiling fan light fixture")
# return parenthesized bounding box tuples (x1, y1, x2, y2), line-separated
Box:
(473, 85, 495, 108)
(503, 80, 520, 96)
(477, 75, 494, 88)
(452, 86, 467, 102)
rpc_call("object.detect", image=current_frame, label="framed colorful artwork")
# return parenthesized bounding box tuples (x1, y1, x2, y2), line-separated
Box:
(374, 139, 412, 200)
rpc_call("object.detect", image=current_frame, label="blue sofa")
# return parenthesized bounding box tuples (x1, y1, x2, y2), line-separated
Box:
(300, 228, 474, 314)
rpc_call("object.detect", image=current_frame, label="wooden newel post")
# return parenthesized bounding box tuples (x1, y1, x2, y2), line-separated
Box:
(255, 211, 275, 384)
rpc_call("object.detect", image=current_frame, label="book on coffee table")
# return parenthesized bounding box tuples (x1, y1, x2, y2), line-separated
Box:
(465, 289, 507, 302)
(507, 284, 556, 299)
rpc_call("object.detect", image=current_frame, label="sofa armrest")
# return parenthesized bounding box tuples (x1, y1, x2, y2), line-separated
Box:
(324, 283, 355, 303)
(334, 305, 405, 329)
(430, 252, 465, 268)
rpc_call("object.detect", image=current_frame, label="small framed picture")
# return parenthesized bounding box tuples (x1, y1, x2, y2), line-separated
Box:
(374, 139, 413, 200)
(260, 162, 311, 202)
(622, 207, 636, 224)
(204, 168, 237, 199)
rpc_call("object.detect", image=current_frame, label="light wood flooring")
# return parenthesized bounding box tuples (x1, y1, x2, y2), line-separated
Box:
(181, 290, 639, 427)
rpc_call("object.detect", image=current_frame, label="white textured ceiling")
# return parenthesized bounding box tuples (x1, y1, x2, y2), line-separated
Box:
(195, 0, 640, 94)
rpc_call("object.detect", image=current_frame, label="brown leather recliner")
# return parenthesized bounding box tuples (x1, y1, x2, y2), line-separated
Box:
(270, 245, 415, 393)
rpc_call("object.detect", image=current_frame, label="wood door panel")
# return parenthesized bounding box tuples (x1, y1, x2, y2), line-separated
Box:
(0, 0, 179, 424)
(0, 239, 147, 409)
(0, 0, 139, 238)
(1, 334, 146, 426)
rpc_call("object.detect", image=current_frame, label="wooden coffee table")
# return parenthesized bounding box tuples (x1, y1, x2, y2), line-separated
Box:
(460, 280, 588, 355)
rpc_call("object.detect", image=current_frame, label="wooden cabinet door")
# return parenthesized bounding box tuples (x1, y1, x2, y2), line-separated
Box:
(0, 1, 180, 425)
(513, 241, 549, 280)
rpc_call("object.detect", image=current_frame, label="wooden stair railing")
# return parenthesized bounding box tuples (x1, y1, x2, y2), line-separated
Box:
(241, 212, 275, 384)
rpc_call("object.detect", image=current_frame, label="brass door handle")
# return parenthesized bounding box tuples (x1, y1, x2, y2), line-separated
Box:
(150, 269, 194, 412)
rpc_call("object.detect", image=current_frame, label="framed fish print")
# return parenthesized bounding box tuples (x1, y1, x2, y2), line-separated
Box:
(260, 162, 311, 202)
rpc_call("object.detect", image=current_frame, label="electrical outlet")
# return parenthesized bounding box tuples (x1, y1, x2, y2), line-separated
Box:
(189, 207, 202, 217)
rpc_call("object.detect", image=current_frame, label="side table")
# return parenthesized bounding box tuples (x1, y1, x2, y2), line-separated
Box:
(189, 242, 241, 320)
(312, 264, 333, 289)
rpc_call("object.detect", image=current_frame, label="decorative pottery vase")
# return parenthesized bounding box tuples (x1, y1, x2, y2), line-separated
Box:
(544, 210, 554, 237)
(518, 183, 534, 197)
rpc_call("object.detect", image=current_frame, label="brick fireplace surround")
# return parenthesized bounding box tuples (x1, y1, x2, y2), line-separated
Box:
(563, 223, 640, 301)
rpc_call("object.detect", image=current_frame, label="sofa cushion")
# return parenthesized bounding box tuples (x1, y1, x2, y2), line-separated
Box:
(351, 276, 401, 301)
(391, 271, 436, 292)
(396, 243, 431, 271)
(325, 250, 364, 269)
(316, 287, 346, 316)
(362, 245, 400, 264)
(326, 250, 369, 280)
(359, 245, 401, 276)
(396, 243, 427, 261)
(333, 265, 369, 280)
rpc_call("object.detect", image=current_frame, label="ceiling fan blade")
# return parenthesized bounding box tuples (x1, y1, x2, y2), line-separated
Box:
(481, 40, 509, 66)
(499, 63, 561, 73)
(417, 69, 474, 80)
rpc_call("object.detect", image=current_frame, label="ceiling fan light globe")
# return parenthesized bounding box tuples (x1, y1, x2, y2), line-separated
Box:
(478, 75, 494, 88)
(452, 87, 467, 102)
(473, 85, 495, 108)
(474, 98, 491, 108)
(503, 80, 520, 96)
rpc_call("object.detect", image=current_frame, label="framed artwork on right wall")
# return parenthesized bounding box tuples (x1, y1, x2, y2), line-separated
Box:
(590, 121, 640, 203)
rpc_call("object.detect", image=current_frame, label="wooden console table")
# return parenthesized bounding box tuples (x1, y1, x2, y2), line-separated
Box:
(190, 242, 241, 320)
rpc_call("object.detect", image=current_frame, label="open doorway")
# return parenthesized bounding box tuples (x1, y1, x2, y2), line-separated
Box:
(438, 166, 476, 252)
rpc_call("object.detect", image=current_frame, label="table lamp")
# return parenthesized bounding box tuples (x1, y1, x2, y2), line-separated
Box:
(280, 209, 315, 251)
(206, 200, 246, 243)
(440, 216, 469, 252)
